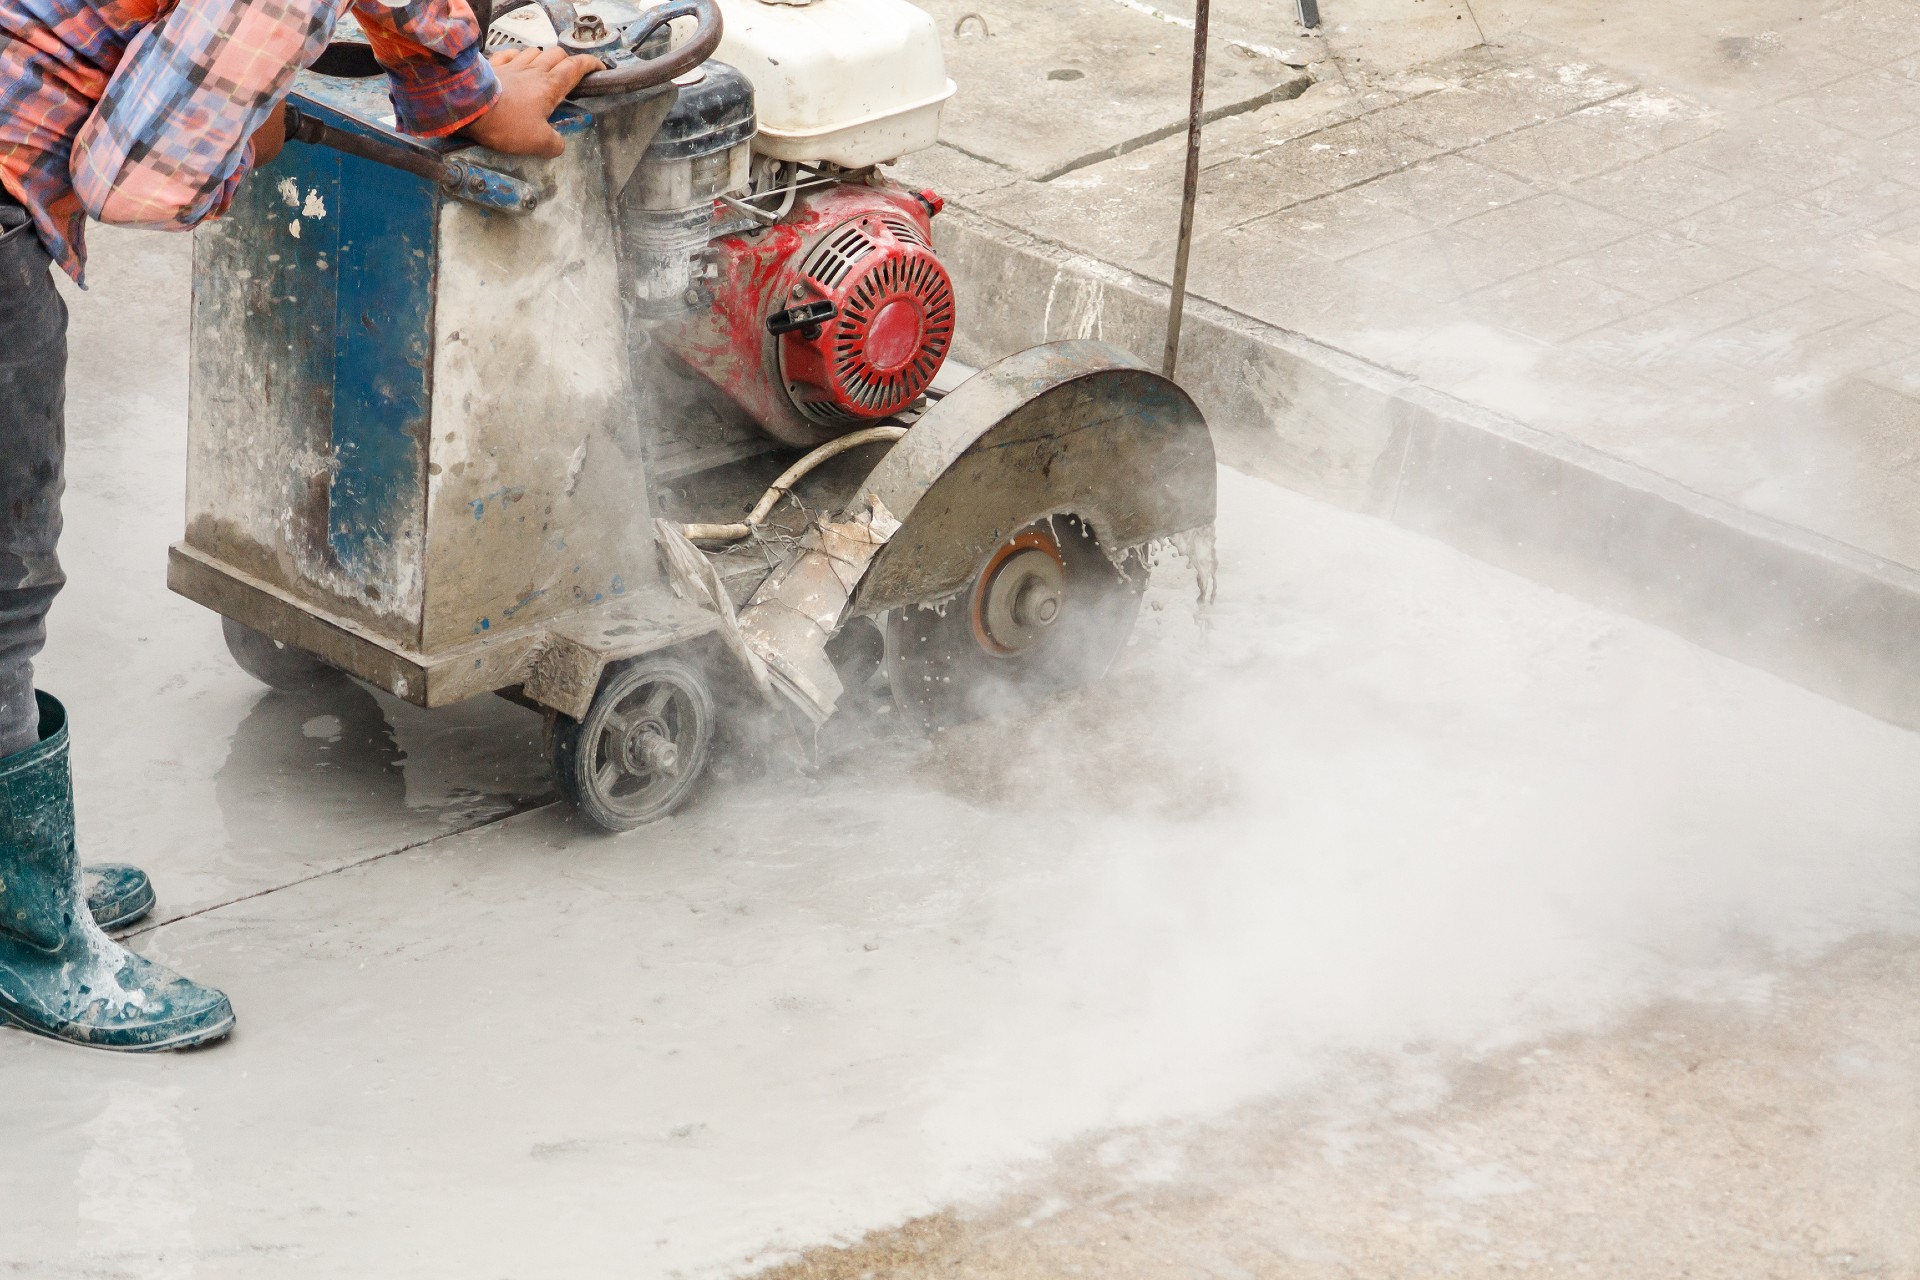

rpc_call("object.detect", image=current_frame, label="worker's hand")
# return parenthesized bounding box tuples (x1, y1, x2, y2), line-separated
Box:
(250, 101, 287, 168)
(463, 47, 603, 158)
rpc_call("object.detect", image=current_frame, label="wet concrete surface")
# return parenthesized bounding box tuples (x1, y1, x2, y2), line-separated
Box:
(6, 225, 1920, 1277)
(762, 937, 1920, 1280)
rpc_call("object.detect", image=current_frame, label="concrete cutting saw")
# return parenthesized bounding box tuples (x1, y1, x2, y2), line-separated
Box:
(173, 0, 1217, 830)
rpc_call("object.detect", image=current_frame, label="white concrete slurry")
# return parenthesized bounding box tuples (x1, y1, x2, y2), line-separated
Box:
(4, 228, 1919, 1277)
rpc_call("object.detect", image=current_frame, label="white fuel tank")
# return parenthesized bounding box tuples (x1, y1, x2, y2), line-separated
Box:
(714, 0, 955, 168)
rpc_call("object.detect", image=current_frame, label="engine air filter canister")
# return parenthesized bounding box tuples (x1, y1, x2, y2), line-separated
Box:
(623, 61, 756, 316)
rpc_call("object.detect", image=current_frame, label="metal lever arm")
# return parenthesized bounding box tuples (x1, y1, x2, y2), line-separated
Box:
(571, 0, 723, 96)
(766, 300, 837, 340)
(281, 103, 542, 215)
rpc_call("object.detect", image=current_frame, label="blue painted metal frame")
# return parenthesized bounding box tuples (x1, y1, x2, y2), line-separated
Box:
(231, 54, 599, 591)
(244, 70, 444, 584)
(325, 150, 437, 577)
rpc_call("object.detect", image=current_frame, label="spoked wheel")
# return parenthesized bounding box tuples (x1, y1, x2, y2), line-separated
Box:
(884, 514, 1146, 731)
(222, 617, 338, 692)
(552, 655, 716, 832)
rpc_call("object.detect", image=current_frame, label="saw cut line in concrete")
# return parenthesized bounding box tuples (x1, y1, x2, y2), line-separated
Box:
(121, 797, 558, 940)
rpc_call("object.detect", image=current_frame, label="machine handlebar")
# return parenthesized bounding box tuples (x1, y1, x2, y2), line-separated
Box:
(282, 103, 542, 216)
(571, 0, 723, 97)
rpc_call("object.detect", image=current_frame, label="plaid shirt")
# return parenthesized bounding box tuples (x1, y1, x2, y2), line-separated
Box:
(0, 0, 498, 281)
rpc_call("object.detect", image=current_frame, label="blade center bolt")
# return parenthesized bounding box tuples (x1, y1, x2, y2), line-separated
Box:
(1012, 576, 1061, 628)
(972, 534, 1068, 655)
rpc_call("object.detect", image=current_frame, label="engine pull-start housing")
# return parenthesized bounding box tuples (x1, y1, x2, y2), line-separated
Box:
(650, 182, 955, 447)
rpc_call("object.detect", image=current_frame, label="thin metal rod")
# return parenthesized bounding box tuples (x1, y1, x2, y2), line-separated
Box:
(282, 103, 541, 214)
(1162, 0, 1209, 379)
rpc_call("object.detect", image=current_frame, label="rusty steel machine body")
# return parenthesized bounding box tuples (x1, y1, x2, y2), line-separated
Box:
(174, 0, 1217, 830)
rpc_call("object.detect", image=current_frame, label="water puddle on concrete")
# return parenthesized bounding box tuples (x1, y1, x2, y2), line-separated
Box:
(213, 680, 551, 838)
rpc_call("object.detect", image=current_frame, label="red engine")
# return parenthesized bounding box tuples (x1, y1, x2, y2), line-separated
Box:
(654, 181, 955, 447)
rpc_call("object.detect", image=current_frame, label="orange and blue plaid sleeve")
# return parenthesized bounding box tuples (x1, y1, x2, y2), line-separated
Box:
(65, 0, 497, 235)
(68, 0, 336, 231)
(354, 0, 500, 140)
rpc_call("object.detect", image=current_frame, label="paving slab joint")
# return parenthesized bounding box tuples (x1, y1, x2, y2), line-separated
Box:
(1036, 70, 1317, 182)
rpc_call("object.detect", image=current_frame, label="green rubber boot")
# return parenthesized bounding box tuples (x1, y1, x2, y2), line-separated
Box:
(0, 693, 234, 1051)
(85, 864, 155, 931)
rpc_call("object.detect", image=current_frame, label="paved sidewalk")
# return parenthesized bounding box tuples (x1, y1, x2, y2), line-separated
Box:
(896, 0, 1920, 727)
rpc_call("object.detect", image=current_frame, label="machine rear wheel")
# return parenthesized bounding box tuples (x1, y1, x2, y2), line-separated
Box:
(884, 515, 1145, 731)
(222, 617, 337, 692)
(552, 655, 716, 832)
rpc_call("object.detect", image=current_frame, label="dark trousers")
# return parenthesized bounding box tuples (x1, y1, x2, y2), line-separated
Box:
(0, 202, 67, 759)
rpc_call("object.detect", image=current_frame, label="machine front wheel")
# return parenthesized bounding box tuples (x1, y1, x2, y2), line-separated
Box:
(222, 617, 338, 692)
(552, 655, 716, 832)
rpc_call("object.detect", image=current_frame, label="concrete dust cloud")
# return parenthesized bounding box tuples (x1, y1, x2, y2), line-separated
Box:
(788, 465, 1920, 1187)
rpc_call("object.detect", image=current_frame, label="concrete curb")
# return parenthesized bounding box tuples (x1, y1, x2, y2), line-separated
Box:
(937, 207, 1920, 730)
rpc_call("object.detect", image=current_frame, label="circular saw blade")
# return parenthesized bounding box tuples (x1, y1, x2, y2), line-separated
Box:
(849, 340, 1216, 622)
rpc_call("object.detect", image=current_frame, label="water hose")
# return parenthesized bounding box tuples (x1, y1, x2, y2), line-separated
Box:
(684, 427, 908, 543)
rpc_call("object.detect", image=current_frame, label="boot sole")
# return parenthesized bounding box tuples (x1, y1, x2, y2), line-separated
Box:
(91, 882, 156, 934)
(0, 1005, 235, 1053)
